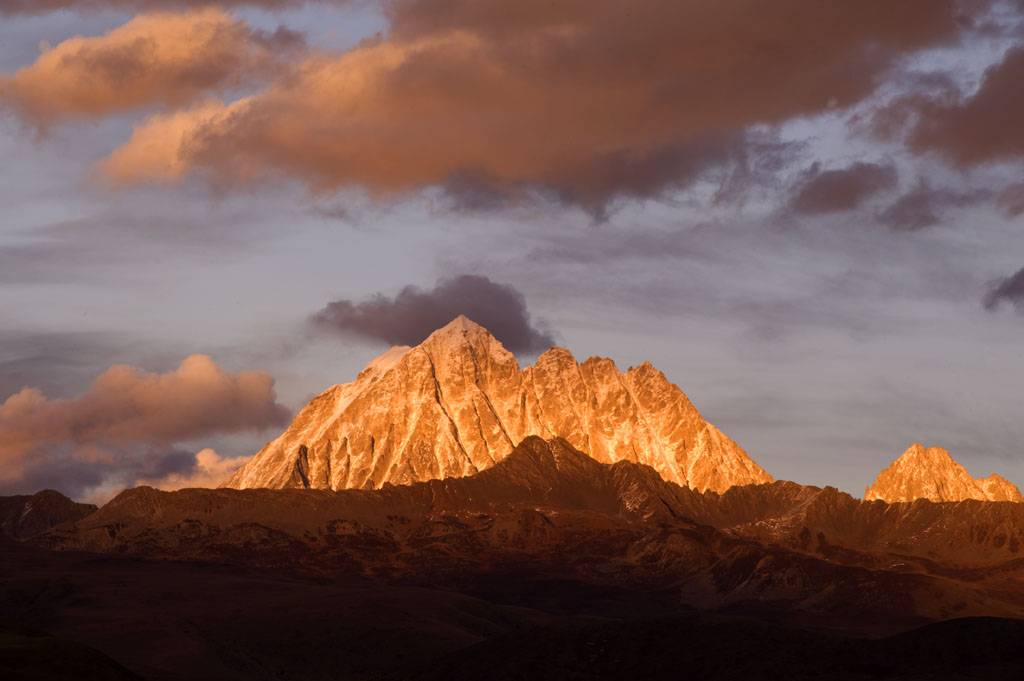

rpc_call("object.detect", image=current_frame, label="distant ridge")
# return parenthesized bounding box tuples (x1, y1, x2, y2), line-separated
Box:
(223, 316, 771, 493)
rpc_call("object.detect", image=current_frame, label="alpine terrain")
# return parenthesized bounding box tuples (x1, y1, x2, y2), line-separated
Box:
(865, 443, 1024, 503)
(224, 316, 771, 493)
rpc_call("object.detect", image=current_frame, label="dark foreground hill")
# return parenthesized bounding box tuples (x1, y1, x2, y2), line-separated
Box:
(35, 437, 1024, 626)
(3, 535, 1024, 680)
(6, 437, 1024, 679)
(0, 490, 96, 540)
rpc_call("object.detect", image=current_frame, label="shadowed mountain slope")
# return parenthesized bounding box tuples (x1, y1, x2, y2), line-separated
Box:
(0, 490, 97, 539)
(38, 437, 1024, 628)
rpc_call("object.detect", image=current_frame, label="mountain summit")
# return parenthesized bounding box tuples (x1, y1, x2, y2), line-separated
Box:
(223, 316, 771, 493)
(865, 443, 1023, 503)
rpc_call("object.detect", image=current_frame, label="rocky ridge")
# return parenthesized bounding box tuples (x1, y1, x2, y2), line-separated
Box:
(865, 443, 1024, 503)
(38, 437, 1024, 624)
(0, 489, 97, 539)
(224, 316, 771, 493)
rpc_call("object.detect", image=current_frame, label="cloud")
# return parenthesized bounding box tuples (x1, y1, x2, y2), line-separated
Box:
(0, 9, 302, 127)
(996, 183, 1024, 218)
(0, 331, 130, 403)
(136, 447, 247, 490)
(984, 267, 1024, 312)
(0, 0, 310, 15)
(787, 162, 897, 215)
(909, 46, 1024, 165)
(312, 274, 555, 354)
(97, 0, 970, 212)
(1, 445, 246, 502)
(877, 181, 988, 231)
(0, 354, 289, 483)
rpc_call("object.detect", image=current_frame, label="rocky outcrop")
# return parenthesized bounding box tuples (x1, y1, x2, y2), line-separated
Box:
(864, 443, 1023, 503)
(223, 316, 771, 493)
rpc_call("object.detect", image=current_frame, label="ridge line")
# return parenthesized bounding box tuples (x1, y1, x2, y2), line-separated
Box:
(423, 348, 477, 476)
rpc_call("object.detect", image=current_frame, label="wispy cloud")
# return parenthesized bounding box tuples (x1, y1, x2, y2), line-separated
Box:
(984, 267, 1024, 312)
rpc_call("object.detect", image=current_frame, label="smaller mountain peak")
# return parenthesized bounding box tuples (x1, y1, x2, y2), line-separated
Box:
(898, 443, 952, 463)
(979, 474, 1024, 502)
(534, 346, 578, 367)
(580, 355, 618, 371)
(867, 444, 1021, 503)
(627, 360, 659, 374)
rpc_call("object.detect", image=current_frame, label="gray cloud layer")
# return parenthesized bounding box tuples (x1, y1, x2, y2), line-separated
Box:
(312, 275, 556, 354)
(877, 182, 988, 231)
(996, 183, 1024, 218)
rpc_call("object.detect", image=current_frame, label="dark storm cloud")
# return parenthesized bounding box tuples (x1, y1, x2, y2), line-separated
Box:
(787, 162, 898, 215)
(984, 267, 1024, 312)
(312, 275, 556, 354)
(909, 46, 1024, 165)
(101, 0, 974, 212)
(877, 182, 989, 231)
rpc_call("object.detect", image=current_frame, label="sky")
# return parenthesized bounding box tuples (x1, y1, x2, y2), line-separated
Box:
(0, 0, 1022, 502)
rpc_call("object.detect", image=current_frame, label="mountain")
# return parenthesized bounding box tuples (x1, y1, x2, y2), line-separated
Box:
(224, 316, 771, 493)
(0, 490, 97, 539)
(40, 437, 1024, 626)
(865, 443, 1024, 503)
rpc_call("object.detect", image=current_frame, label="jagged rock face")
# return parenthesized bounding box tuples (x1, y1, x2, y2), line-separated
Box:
(224, 316, 771, 493)
(865, 443, 1023, 503)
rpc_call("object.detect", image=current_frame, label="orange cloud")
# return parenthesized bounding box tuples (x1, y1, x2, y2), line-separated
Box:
(0, 1, 309, 14)
(96, 0, 970, 211)
(0, 8, 302, 127)
(0, 354, 289, 481)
